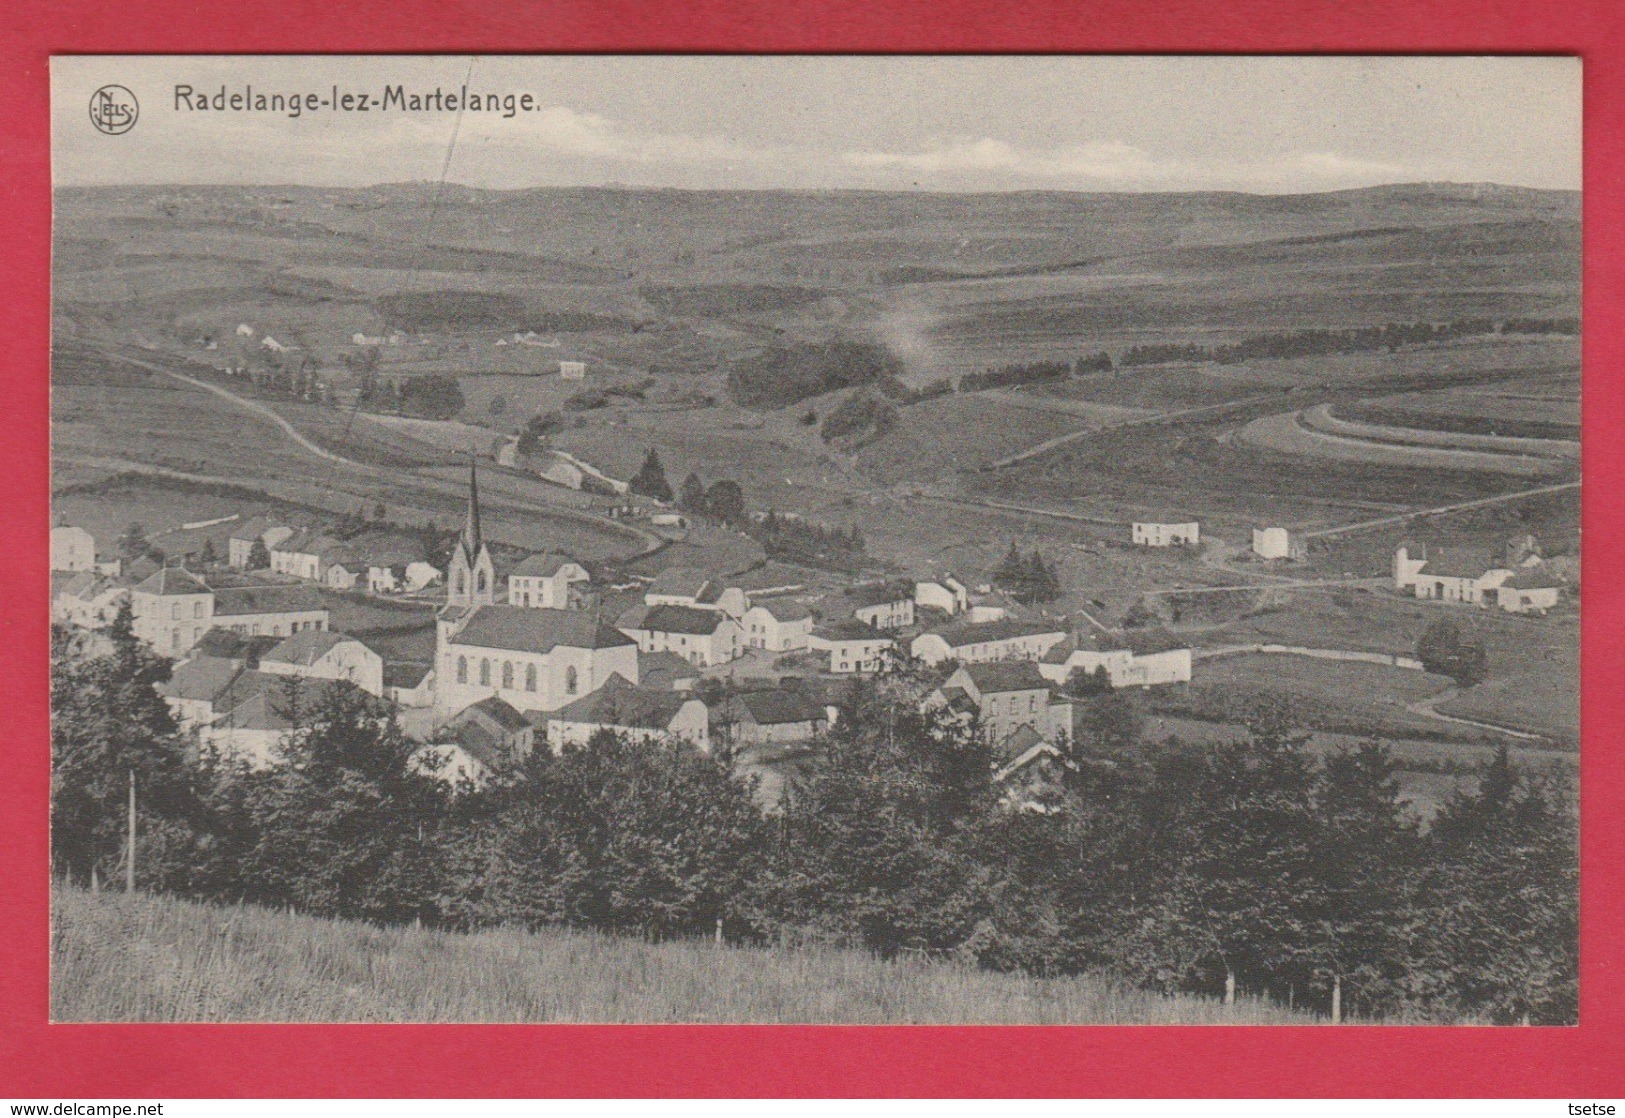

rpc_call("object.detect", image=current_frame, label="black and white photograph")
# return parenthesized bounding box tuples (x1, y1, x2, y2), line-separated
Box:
(48, 54, 1580, 1025)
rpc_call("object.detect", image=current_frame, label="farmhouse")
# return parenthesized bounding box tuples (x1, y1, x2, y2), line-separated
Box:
(827, 581, 915, 630)
(508, 552, 591, 610)
(929, 661, 1073, 747)
(1132, 520, 1200, 547)
(914, 575, 969, 616)
(808, 620, 895, 674)
(365, 549, 420, 595)
(742, 599, 814, 652)
(228, 517, 294, 569)
(51, 525, 96, 572)
(158, 659, 272, 733)
(544, 674, 710, 752)
(616, 603, 743, 667)
(257, 630, 385, 697)
(910, 617, 1069, 667)
(439, 695, 536, 764)
(270, 530, 347, 582)
(637, 650, 701, 692)
(130, 567, 214, 657)
(1497, 569, 1563, 614)
(404, 561, 441, 592)
(211, 585, 329, 639)
(1038, 628, 1193, 690)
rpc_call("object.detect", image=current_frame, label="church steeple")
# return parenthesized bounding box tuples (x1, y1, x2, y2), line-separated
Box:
(444, 449, 495, 612)
(462, 450, 482, 563)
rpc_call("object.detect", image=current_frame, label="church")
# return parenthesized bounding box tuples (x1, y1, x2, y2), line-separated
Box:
(434, 455, 639, 717)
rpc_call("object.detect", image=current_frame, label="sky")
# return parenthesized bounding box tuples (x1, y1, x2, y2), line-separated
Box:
(53, 55, 1582, 194)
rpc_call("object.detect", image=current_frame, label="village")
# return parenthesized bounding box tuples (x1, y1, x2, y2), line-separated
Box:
(51, 436, 1574, 806)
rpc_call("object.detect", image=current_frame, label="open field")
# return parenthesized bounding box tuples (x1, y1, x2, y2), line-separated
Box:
(1238, 408, 1564, 477)
(51, 887, 1309, 1024)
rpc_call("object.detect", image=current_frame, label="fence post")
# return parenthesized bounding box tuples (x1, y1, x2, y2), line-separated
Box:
(1224, 970, 1235, 1006)
(1332, 975, 1342, 1024)
(715, 918, 724, 946)
(126, 770, 137, 894)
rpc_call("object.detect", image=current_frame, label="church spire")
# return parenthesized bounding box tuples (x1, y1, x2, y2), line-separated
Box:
(463, 449, 482, 560)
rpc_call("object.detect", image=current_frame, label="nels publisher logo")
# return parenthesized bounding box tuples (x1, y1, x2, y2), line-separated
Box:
(89, 84, 139, 135)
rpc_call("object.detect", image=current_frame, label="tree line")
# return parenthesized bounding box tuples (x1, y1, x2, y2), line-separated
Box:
(52, 609, 1575, 1024)
(1119, 317, 1576, 369)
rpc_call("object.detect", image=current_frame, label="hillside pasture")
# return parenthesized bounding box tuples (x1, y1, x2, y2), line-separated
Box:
(1238, 409, 1564, 477)
(51, 888, 1310, 1024)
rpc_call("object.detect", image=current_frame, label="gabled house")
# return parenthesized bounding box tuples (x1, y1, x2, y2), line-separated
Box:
(51, 572, 127, 629)
(508, 552, 591, 609)
(384, 661, 436, 708)
(644, 567, 749, 620)
(1398, 545, 1515, 605)
(544, 674, 710, 752)
(228, 517, 294, 569)
(723, 687, 830, 746)
(415, 696, 534, 787)
(914, 575, 969, 617)
(1132, 520, 1200, 547)
(257, 630, 385, 696)
(616, 603, 743, 667)
(742, 599, 814, 652)
(1498, 569, 1563, 614)
(210, 585, 329, 640)
(51, 526, 96, 572)
(270, 530, 347, 582)
(928, 660, 1073, 747)
(637, 650, 701, 692)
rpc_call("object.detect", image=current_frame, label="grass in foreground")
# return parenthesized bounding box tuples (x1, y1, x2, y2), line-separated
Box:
(51, 887, 1312, 1024)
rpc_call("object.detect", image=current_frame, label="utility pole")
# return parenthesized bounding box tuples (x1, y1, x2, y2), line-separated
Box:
(126, 769, 137, 894)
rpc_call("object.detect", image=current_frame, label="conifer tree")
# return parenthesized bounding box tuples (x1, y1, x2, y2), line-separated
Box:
(630, 448, 674, 503)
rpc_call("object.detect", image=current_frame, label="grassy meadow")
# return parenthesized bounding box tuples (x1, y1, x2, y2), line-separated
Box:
(51, 887, 1313, 1025)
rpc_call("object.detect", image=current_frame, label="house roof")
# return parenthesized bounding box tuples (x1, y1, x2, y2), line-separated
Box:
(213, 584, 327, 617)
(549, 674, 692, 730)
(383, 661, 433, 690)
(750, 599, 813, 622)
(190, 629, 280, 663)
(450, 604, 635, 655)
(133, 567, 210, 596)
(694, 582, 729, 606)
(261, 629, 357, 667)
(638, 650, 700, 687)
(836, 581, 912, 610)
(229, 515, 284, 543)
(511, 552, 582, 579)
(54, 571, 103, 598)
(1423, 550, 1504, 580)
(646, 566, 711, 599)
(159, 659, 255, 703)
(632, 604, 729, 636)
(1503, 569, 1561, 590)
(812, 620, 892, 643)
(998, 723, 1047, 757)
(936, 685, 979, 718)
(732, 688, 826, 726)
(212, 687, 295, 733)
(960, 660, 1052, 694)
(459, 694, 531, 733)
(925, 617, 1066, 648)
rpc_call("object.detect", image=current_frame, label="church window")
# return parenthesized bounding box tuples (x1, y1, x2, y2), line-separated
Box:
(480, 659, 491, 686)
(566, 666, 578, 695)
(455, 570, 466, 597)
(525, 664, 536, 692)
(456, 656, 467, 684)
(477, 569, 487, 593)
(502, 662, 513, 689)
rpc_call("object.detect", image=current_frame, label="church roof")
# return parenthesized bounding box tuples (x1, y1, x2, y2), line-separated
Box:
(133, 567, 210, 596)
(450, 605, 635, 655)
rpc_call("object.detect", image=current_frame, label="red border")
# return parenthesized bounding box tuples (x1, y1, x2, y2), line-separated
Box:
(3, 0, 1623, 1098)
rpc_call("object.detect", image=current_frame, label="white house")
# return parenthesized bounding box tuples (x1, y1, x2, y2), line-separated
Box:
(643, 567, 750, 620)
(51, 526, 96, 572)
(228, 517, 294, 569)
(1398, 545, 1515, 605)
(545, 674, 710, 753)
(1393, 543, 1431, 592)
(236, 323, 255, 337)
(560, 360, 586, 380)
(260, 335, 290, 353)
(910, 618, 1069, 667)
(914, 575, 969, 616)
(270, 531, 347, 582)
(616, 603, 743, 667)
(210, 585, 329, 640)
(384, 662, 436, 708)
(257, 630, 385, 697)
(52, 572, 128, 629)
(808, 621, 895, 674)
(1251, 527, 1302, 561)
(508, 552, 591, 609)
(723, 688, 830, 747)
(130, 567, 215, 657)
(829, 582, 915, 630)
(743, 599, 814, 652)
(1038, 629, 1192, 690)
(1132, 521, 1200, 547)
